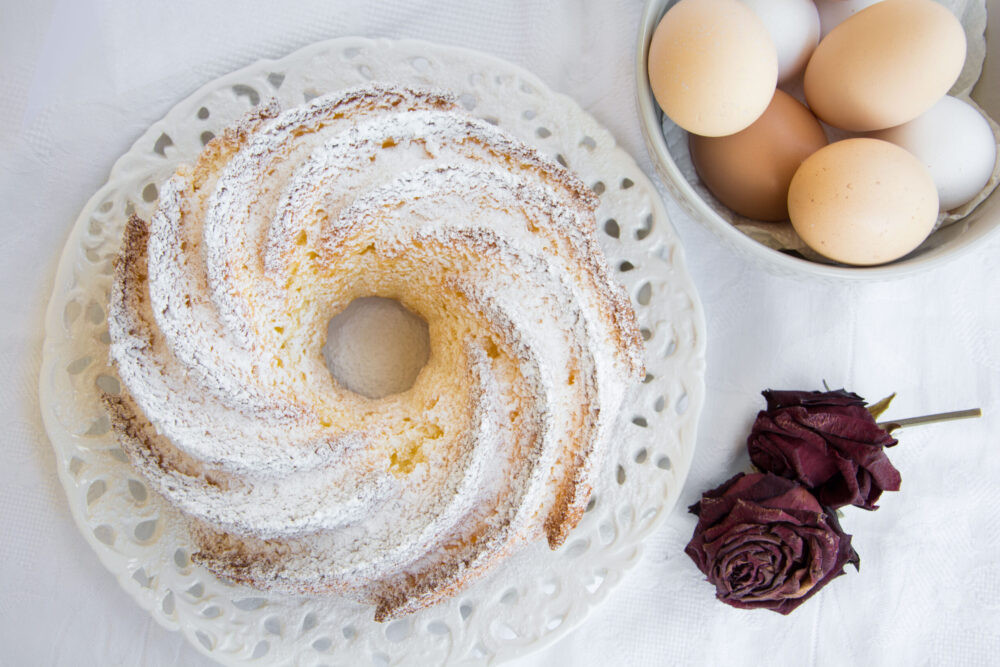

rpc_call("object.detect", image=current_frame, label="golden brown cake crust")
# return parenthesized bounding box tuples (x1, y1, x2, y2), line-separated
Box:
(106, 84, 643, 620)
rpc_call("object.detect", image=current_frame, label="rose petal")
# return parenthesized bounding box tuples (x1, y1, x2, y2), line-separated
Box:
(748, 390, 901, 510)
(685, 472, 860, 614)
(764, 388, 865, 410)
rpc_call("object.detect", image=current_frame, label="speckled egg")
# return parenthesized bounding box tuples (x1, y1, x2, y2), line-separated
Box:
(788, 138, 939, 265)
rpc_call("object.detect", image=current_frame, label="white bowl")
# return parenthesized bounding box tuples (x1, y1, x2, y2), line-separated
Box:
(636, 0, 1000, 280)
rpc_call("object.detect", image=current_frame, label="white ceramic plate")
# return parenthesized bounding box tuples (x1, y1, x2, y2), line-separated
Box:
(40, 37, 706, 665)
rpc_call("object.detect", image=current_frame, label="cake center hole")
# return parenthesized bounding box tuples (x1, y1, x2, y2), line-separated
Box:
(322, 297, 430, 399)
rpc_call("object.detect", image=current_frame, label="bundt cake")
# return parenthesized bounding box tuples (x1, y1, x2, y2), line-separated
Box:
(105, 84, 643, 621)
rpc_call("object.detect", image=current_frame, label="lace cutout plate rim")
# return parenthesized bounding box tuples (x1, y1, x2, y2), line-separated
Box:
(39, 37, 706, 666)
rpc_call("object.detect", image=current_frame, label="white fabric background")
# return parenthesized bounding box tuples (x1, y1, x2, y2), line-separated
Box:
(3, 0, 999, 664)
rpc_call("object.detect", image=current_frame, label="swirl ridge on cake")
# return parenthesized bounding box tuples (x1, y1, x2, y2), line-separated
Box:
(106, 83, 643, 620)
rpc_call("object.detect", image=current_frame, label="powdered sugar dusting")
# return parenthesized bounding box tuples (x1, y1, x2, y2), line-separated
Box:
(107, 83, 643, 621)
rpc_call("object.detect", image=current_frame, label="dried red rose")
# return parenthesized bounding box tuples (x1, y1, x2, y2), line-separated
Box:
(747, 389, 900, 510)
(685, 472, 859, 614)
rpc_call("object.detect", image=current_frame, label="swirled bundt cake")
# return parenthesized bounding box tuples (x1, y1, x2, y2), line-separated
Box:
(105, 84, 643, 621)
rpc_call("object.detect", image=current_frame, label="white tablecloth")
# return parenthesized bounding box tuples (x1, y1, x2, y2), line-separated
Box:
(3, 1, 999, 664)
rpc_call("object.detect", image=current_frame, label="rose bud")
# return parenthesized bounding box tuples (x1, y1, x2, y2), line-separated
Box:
(685, 472, 859, 614)
(747, 389, 900, 510)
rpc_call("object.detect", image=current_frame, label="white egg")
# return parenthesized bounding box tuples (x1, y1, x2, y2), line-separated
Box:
(741, 0, 820, 83)
(872, 96, 997, 211)
(814, 0, 882, 38)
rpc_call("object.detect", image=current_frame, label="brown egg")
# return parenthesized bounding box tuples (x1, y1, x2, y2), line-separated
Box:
(648, 0, 777, 137)
(690, 90, 827, 221)
(804, 0, 966, 132)
(788, 138, 938, 265)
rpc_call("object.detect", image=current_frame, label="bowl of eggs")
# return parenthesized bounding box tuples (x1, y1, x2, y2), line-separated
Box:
(637, 0, 1000, 279)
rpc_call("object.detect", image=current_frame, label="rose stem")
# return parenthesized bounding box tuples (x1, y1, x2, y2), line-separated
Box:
(878, 408, 982, 431)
